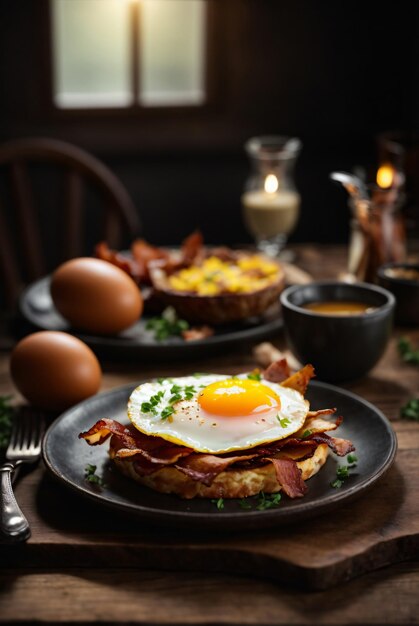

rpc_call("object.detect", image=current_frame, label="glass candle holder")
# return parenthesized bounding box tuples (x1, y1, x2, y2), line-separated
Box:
(241, 135, 302, 258)
(347, 166, 407, 283)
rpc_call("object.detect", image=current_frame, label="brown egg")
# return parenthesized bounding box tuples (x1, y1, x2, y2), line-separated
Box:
(51, 257, 143, 335)
(10, 331, 102, 411)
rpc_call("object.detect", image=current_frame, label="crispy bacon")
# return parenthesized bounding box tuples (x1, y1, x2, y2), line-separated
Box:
(307, 408, 337, 418)
(310, 432, 355, 456)
(131, 239, 170, 283)
(79, 418, 131, 446)
(263, 358, 291, 383)
(95, 242, 141, 283)
(174, 452, 257, 486)
(280, 364, 315, 395)
(267, 457, 307, 498)
(179, 230, 204, 266)
(79, 413, 354, 497)
(79, 421, 192, 465)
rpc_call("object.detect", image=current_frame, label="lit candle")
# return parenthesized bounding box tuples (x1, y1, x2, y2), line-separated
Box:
(241, 174, 300, 239)
(372, 163, 403, 206)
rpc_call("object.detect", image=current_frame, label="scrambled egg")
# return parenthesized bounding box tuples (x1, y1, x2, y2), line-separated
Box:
(168, 255, 280, 296)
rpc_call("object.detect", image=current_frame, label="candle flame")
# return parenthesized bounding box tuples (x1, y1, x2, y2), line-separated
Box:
(376, 164, 394, 189)
(264, 174, 279, 194)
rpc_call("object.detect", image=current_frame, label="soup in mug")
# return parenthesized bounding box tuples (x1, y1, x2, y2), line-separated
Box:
(303, 301, 377, 315)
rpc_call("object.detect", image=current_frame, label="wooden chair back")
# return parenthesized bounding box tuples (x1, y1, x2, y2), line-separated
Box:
(0, 137, 140, 308)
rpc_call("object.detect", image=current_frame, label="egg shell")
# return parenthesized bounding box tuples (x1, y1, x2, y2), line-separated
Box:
(51, 257, 143, 335)
(10, 331, 102, 411)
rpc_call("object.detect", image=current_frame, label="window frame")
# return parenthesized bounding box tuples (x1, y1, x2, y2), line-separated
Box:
(45, 0, 218, 118)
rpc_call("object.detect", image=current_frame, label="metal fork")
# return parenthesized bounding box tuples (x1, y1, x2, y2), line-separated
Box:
(0, 410, 45, 542)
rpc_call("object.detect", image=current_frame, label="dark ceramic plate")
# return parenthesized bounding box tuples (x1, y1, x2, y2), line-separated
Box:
(19, 277, 283, 360)
(42, 381, 397, 530)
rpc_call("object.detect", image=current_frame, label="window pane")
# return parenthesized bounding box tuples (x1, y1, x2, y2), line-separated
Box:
(140, 0, 205, 106)
(52, 0, 132, 108)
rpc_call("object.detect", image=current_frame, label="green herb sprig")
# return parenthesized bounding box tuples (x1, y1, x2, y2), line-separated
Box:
(239, 491, 282, 511)
(301, 429, 313, 438)
(398, 337, 419, 365)
(146, 307, 189, 341)
(331, 454, 358, 489)
(141, 383, 199, 421)
(212, 492, 282, 512)
(401, 398, 419, 421)
(141, 390, 165, 415)
(0, 396, 14, 450)
(276, 415, 291, 428)
(84, 464, 105, 487)
(247, 371, 262, 381)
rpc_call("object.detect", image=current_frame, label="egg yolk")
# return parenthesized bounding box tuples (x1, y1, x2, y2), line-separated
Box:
(198, 379, 281, 417)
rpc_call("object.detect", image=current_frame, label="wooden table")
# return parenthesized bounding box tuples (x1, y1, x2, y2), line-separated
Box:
(1, 245, 419, 624)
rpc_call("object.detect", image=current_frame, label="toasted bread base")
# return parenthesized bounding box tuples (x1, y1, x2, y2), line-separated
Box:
(111, 444, 329, 499)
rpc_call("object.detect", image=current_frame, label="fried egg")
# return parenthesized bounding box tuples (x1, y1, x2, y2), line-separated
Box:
(127, 374, 309, 454)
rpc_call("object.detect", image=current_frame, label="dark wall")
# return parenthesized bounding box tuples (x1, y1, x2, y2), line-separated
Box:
(0, 0, 417, 250)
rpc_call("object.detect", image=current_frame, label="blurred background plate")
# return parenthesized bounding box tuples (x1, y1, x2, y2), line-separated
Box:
(19, 276, 285, 360)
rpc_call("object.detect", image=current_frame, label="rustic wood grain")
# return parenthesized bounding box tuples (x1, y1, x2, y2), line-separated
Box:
(1, 563, 419, 625)
(1, 244, 419, 623)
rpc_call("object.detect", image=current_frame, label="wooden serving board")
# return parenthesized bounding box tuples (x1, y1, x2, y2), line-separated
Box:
(1, 335, 419, 591)
(2, 246, 419, 593)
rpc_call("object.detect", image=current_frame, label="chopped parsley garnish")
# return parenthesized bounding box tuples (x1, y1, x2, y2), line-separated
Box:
(212, 493, 283, 512)
(247, 370, 262, 381)
(238, 492, 282, 511)
(336, 465, 350, 479)
(157, 377, 172, 384)
(331, 455, 358, 489)
(398, 337, 419, 365)
(141, 390, 164, 415)
(0, 395, 14, 450)
(161, 406, 175, 420)
(141, 382, 200, 421)
(276, 415, 291, 428)
(146, 306, 189, 341)
(301, 429, 313, 438)
(256, 492, 282, 510)
(84, 464, 105, 487)
(401, 398, 419, 421)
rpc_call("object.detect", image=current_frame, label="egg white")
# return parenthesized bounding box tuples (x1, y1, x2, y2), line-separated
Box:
(127, 374, 309, 454)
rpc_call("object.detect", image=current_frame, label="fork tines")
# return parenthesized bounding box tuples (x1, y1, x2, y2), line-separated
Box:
(8, 409, 45, 456)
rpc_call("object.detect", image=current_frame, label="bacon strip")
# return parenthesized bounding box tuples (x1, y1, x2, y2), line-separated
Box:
(311, 432, 355, 456)
(263, 358, 291, 383)
(267, 457, 307, 498)
(79, 420, 192, 464)
(174, 452, 256, 486)
(131, 239, 170, 282)
(179, 230, 204, 266)
(79, 418, 130, 446)
(280, 364, 315, 395)
(307, 408, 337, 418)
(95, 242, 142, 283)
(79, 413, 354, 497)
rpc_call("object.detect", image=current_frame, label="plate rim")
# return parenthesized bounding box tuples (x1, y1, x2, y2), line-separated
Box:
(42, 380, 398, 527)
(20, 276, 283, 352)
